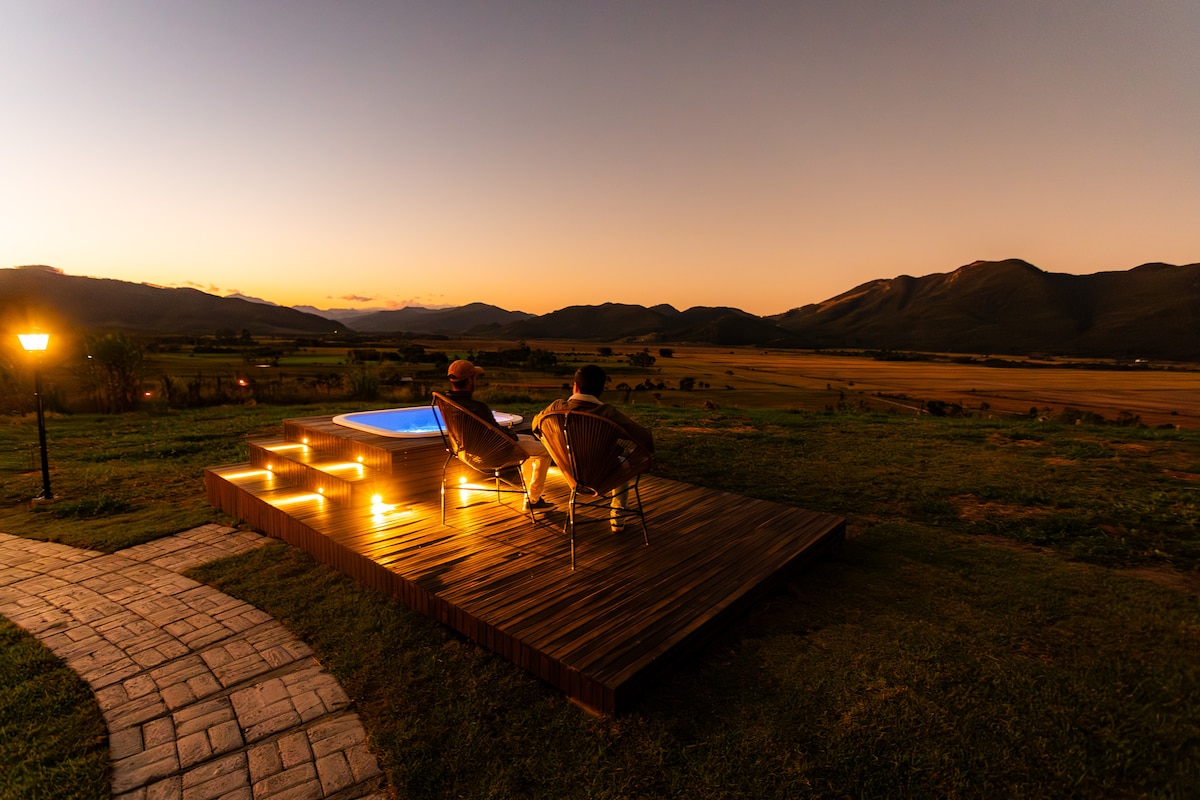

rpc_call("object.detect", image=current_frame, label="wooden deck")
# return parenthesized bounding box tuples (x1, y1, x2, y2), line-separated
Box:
(205, 413, 845, 715)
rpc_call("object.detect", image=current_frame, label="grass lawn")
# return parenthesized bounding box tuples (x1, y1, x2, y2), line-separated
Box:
(1, 402, 1198, 798)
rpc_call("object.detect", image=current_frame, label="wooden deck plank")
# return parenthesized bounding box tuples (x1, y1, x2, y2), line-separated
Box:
(205, 414, 844, 713)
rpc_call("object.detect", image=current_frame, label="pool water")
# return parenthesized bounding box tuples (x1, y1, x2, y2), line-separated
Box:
(332, 405, 522, 438)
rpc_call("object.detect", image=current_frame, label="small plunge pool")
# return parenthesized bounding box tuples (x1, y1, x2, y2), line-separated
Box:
(332, 405, 523, 439)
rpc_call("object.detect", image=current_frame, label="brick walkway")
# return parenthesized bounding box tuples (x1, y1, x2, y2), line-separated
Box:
(0, 524, 385, 799)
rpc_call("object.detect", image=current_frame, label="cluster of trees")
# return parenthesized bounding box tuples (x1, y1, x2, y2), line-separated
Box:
(594, 346, 673, 365)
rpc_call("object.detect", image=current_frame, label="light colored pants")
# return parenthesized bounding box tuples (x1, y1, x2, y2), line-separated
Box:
(610, 481, 632, 522)
(516, 434, 550, 501)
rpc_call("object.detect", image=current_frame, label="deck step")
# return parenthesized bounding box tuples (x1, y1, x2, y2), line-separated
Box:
(248, 438, 397, 506)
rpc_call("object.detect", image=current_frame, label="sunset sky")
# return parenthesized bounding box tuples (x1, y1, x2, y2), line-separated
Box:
(3, 1, 1197, 316)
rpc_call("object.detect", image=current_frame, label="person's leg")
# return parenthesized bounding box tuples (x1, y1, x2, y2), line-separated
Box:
(610, 481, 631, 530)
(517, 435, 550, 505)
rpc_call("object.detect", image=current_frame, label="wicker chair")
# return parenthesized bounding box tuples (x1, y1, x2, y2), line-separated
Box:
(535, 409, 651, 569)
(432, 392, 536, 525)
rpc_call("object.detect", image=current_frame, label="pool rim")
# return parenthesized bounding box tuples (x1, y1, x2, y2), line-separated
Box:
(332, 405, 523, 439)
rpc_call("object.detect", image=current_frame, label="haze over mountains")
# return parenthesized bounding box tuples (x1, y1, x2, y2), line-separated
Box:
(3, 260, 1198, 360)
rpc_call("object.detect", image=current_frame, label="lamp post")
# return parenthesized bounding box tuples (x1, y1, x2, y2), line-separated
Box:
(18, 332, 53, 501)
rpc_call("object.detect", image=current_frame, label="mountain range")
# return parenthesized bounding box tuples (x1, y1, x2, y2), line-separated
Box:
(3, 260, 1197, 359)
(772, 259, 1200, 360)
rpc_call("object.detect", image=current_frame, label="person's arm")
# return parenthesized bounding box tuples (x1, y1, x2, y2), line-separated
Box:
(605, 407, 654, 453)
(532, 400, 563, 436)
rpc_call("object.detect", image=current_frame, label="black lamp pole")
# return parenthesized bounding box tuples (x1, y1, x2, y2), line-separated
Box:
(32, 362, 53, 500)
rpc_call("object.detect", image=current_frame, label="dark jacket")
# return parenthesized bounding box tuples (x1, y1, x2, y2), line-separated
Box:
(533, 393, 654, 453)
(446, 390, 517, 441)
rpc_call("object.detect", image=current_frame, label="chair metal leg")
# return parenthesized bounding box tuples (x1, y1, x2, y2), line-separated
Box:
(632, 479, 649, 547)
(440, 453, 454, 525)
(566, 488, 578, 570)
(517, 468, 537, 525)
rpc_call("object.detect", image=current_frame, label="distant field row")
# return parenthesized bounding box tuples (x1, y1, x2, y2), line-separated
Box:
(24, 338, 1200, 428)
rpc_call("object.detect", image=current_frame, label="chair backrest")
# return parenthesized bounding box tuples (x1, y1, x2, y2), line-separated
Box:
(431, 392, 525, 472)
(537, 409, 652, 497)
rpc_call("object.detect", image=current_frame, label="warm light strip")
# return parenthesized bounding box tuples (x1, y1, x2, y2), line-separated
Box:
(223, 469, 273, 481)
(265, 443, 308, 452)
(269, 492, 325, 506)
(320, 463, 364, 474)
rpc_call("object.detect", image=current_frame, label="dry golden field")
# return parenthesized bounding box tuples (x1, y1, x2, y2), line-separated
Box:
(516, 342, 1200, 429)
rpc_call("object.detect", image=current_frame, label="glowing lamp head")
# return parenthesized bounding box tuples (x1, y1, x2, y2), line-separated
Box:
(18, 333, 49, 352)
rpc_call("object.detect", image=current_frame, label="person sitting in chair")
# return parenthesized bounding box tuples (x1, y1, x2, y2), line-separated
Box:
(533, 364, 654, 531)
(446, 359, 553, 512)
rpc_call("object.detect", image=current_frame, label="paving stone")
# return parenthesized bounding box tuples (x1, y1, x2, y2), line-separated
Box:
(161, 680, 199, 710)
(146, 777, 183, 800)
(277, 730, 313, 769)
(345, 742, 383, 783)
(245, 707, 303, 743)
(177, 729, 214, 769)
(143, 716, 176, 748)
(111, 741, 180, 794)
(308, 716, 369, 758)
(247, 740, 285, 784)
(252, 763, 320, 799)
(315, 751, 354, 795)
(108, 725, 145, 760)
(207, 718, 244, 755)
(211, 789, 252, 800)
(125, 673, 160, 700)
(106, 690, 168, 730)
(181, 753, 250, 800)
(174, 696, 235, 737)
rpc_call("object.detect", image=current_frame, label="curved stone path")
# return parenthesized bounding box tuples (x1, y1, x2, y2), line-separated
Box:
(0, 524, 385, 799)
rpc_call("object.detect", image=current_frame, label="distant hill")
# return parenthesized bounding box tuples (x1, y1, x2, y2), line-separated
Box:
(771, 259, 1200, 360)
(350, 302, 534, 334)
(496, 302, 797, 346)
(0, 266, 343, 336)
(293, 306, 388, 326)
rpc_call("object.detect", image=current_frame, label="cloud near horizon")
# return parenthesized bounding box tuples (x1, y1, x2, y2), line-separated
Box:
(181, 280, 228, 295)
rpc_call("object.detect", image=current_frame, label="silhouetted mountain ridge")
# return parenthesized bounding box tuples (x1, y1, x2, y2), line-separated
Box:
(1, 266, 341, 336)
(3, 261, 1197, 359)
(350, 302, 533, 333)
(771, 259, 1200, 359)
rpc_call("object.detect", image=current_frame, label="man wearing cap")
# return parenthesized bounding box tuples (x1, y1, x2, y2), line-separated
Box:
(533, 364, 654, 531)
(445, 359, 553, 512)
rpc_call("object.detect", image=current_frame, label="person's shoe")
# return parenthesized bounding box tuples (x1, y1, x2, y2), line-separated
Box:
(610, 514, 626, 532)
(524, 497, 554, 512)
